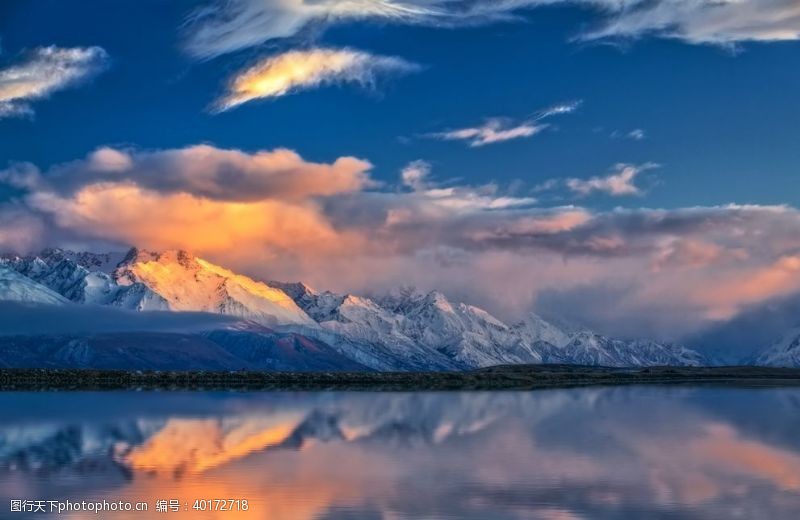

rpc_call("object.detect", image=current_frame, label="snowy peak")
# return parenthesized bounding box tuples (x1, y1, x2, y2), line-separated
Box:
(113, 248, 194, 284)
(377, 285, 427, 313)
(1, 248, 315, 325)
(37, 248, 127, 274)
(273, 282, 707, 369)
(755, 328, 800, 367)
(281, 285, 541, 369)
(0, 266, 69, 305)
(1, 249, 167, 309)
(549, 331, 703, 367)
(389, 290, 542, 367)
(513, 312, 571, 348)
(114, 249, 315, 327)
(422, 290, 456, 313)
(3, 247, 129, 276)
(269, 281, 318, 301)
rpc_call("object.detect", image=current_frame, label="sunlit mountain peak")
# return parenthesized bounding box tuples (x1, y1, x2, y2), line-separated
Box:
(113, 248, 316, 327)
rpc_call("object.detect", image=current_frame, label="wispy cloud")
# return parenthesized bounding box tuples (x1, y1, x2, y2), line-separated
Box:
(537, 100, 582, 119)
(184, 0, 459, 59)
(566, 163, 655, 197)
(183, 0, 800, 58)
(610, 128, 646, 140)
(215, 47, 420, 111)
(0, 46, 109, 119)
(396, 159, 538, 212)
(401, 159, 432, 191)
(628, 129, 646, 140)
(428, 118, 546, 148)
(425, 100, 581, 147)
(581, 0, 800, 46)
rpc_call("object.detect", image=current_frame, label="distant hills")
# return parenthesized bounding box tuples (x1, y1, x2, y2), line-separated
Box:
(0, 247, 795, 370)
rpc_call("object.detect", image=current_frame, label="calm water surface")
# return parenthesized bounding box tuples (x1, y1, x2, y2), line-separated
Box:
(1, 387, 799, 519)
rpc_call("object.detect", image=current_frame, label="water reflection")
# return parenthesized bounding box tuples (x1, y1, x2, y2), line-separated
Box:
(1, 387, 799, 519)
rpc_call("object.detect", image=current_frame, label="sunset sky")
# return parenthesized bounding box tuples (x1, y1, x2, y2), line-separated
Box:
(1, 0, 799, 344)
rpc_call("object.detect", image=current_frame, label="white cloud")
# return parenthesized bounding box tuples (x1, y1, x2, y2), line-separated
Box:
(184, 0, 461, 59)
(0, 101, 33, 119)
(87, 147, 134, 172)
(0, 46, 109, 118)
(425, 100, 580, 147)
(395, 160, 537, 216)
(416, 185, 538, 211)
(401, 160, 432, 190)
(567, 163, 654, 197)
(0, 162, 42, 190)
(183, 0, 800, 58)
(537, 100, 583, 118)
(429, 118, 546, 147)
(611, 128, 646, 140)
(628, 129, 645, 140)
(215, 47, 420, 110)
(581, 0, 800, 45)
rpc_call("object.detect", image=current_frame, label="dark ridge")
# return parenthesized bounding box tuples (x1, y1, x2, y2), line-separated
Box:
(2, 365, 800, 392)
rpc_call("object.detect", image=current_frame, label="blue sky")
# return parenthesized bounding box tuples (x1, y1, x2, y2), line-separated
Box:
(1, 0, 800, 341)
(2, 0, 799, 208)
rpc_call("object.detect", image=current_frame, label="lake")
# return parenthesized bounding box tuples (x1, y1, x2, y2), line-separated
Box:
(1, 387, 799, 519)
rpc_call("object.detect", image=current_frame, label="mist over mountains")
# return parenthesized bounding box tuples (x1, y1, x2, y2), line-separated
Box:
(0, 247, 796, 370)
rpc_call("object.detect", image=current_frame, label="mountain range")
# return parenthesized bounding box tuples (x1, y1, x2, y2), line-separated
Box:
(0, 247, 795, 370)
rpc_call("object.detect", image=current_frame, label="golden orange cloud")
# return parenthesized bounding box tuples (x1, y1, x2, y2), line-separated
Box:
(216, 48, 419, 110)
(29, 182, 366, 258)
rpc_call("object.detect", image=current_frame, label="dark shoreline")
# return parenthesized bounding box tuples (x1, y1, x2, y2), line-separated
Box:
(2, 365, 800, 391)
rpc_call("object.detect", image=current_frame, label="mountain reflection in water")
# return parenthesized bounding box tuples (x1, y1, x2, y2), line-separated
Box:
(1, 387, 799, 519)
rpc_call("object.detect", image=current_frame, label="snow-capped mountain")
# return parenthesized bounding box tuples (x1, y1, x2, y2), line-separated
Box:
(543, 332, 704, 367)
(274, 283, 704, 369)
(112, 249, 315, 326)
(1, 247, 709, 369)
(1, 249, 167, 310)
(2, 248, 315, 325)
(0, 266, 68, 305)
(753, 328, 800, 367)
(512, 312, 572, 350)
(377, 288, 542, 367)
(270, 283, 464, 370)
